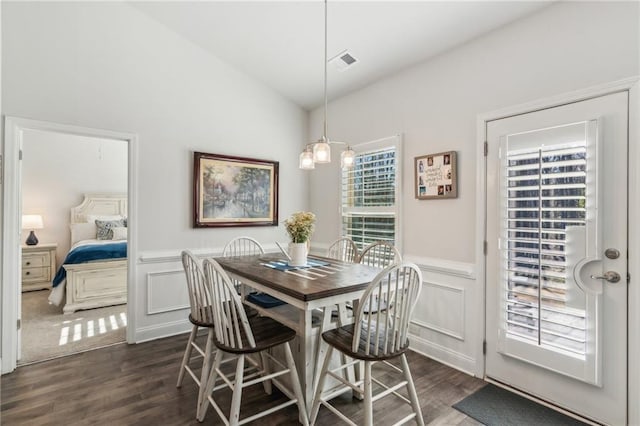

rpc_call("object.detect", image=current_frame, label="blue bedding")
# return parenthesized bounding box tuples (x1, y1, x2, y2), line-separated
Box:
(52, 242, 127, 287)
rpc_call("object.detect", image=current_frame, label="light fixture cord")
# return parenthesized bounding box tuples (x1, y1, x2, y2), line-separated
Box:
(323, 0, 328, 141)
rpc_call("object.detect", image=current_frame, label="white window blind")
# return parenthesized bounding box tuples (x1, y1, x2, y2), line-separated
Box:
(503, 143, 588, 355)
(341, 137, 400, 251)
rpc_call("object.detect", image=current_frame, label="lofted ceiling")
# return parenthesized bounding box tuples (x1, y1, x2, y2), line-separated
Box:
(131, 1, 551, 110)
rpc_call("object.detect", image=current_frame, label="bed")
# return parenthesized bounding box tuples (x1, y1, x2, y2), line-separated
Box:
(48, 193, 128, 314)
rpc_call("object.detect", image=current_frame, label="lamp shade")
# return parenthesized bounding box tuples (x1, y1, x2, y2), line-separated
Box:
(22, 215, 44, 230)
(299, 149, 315, 169)
(341, 148, 355, 169)
(313, 141, 331, 163)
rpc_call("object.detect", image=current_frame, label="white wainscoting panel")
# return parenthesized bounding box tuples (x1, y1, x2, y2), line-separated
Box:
(412, 281, 465, 341)
(133, 245, 282, 343)
(134, 252, 193, 343)
(404, 254, 479, 377)
(146, 269, 189, 315)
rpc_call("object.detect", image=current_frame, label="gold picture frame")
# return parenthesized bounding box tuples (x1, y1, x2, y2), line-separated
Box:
(193, 152, 279, 227)
(414, 151, 457, 199)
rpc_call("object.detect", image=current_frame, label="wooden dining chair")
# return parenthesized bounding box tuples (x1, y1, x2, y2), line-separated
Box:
(309, 262, 425, 426)
(176, 250, 217, 413)
(326, 237, 359, 263)
(198, 258, 309, 425)
(357, 241, 401, 268)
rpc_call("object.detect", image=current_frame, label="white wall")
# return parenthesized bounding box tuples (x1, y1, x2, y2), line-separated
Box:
(21, 130, 128, 262)
(308, 1, 639, 372)
(2, 2, 309, 343)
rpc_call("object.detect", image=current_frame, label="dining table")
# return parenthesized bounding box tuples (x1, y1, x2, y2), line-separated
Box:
(213, 253, 382, 409)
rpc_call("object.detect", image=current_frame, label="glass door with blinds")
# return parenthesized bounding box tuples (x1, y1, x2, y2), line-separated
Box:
(485, 92, 628, 425)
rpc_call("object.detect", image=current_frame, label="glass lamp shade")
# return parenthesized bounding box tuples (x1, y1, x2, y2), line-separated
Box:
(313, 141, 331, 163)
(341, 148, 355, 169)
(299, 149, 315, 169)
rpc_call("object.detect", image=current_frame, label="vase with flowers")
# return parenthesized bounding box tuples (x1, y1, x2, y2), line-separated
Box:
(283, 211, 316, 266)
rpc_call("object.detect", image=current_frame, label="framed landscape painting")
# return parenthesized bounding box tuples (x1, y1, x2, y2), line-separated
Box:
(414, 150, 457, 199)
(193, 152, 279, 227)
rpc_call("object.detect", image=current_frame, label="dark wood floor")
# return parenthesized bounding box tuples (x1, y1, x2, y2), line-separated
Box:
(1, 333, 485, 425)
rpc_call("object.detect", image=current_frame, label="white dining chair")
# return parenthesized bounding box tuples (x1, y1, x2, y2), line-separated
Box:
(222, 236, 265, 257)
(198, 258, 309, 425)
(357, 241, 401, 268)
(222, 236, 265, 309)
(326, 237, 359, 263)
(320, 236, 359, 385)
(176, 250, 217, 413)
(310, 262, 425, 426)
(357, 241, 402, 316)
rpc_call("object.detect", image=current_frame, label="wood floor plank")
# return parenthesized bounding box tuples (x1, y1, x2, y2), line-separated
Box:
(1, 333, 485, 425)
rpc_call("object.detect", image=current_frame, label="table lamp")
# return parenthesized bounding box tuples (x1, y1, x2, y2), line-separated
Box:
(22, 214, 43, 246)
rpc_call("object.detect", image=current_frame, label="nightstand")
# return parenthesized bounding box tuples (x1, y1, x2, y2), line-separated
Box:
(21, 243, 57, 292)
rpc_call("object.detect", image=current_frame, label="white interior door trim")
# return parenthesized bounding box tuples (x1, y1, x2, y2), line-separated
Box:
(475, 76, 639, 424)
(1, 117, 139, 374)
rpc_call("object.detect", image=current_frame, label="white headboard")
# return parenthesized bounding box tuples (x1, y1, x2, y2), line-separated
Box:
(69, 194, 127, 245)
(70, 193, 127, 224)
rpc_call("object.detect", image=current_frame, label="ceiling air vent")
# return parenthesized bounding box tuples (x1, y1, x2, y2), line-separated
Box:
(329, 50, 358, 71)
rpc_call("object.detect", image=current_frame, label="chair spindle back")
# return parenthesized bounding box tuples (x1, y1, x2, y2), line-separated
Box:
(352, 262, 422, 356)
(357, 241, 402, 269)
(326, 237, 359, 263)
(181, 250, 214, 325)
(202, 258, 255, 350)
(222, 236, 265, 257)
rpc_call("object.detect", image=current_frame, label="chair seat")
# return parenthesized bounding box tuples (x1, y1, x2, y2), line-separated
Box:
(322, 323, 409, 361)
(189, 313, 214, 328)
(214, 315, 296, 354)
(189, 303, 257, 328)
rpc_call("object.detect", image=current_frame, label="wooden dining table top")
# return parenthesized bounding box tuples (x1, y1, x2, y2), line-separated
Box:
(214, 254, 382, 302)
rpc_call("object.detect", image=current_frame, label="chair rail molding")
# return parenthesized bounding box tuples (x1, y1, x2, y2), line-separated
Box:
(403, 255, 475, 279)
(138, 243, 282, 264)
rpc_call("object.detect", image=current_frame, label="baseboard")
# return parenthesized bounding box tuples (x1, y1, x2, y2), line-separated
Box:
(133, 318, 191, 343)
(409, 332, 477, 376)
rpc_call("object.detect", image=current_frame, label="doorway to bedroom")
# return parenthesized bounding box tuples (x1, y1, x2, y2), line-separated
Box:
(18, 128, 129, 365)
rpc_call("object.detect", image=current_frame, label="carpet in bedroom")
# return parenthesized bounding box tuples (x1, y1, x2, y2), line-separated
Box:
(20, 290, 126, 364)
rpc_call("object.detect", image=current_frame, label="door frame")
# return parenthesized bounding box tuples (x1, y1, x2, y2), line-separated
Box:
(1, 117, 139, 374)
(475, 76, 639, 424)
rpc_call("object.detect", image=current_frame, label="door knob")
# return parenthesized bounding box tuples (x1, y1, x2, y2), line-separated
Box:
(590, 271, 621, 283)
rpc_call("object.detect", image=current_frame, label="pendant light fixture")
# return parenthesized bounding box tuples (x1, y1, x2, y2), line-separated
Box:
(299, 0, 354, 170)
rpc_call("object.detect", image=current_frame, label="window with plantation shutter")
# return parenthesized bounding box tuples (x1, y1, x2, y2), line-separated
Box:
(341, 136, 401, 251)
(500, 122, 595, 362)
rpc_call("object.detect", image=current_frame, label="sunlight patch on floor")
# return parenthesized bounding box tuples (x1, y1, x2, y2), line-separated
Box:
(57, 311, 126, 346)
(59, 327, 69, 346)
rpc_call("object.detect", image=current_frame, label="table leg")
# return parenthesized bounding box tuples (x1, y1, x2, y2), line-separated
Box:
(299, 309, 315, 411)
(337, 303, 359, 398)
(313, 307, 333, 390)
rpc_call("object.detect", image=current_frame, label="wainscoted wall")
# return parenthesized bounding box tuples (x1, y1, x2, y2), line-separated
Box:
(314, 245, 479, 376)
(134, 244, 281, 343)
(134, 245, 479, 379)
(135, 248, 213, 343)
(403, 255, 478, 376)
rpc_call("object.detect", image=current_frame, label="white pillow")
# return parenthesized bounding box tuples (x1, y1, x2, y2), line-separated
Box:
(70, 222, 97, 242)
(111, 226, 127, 241)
